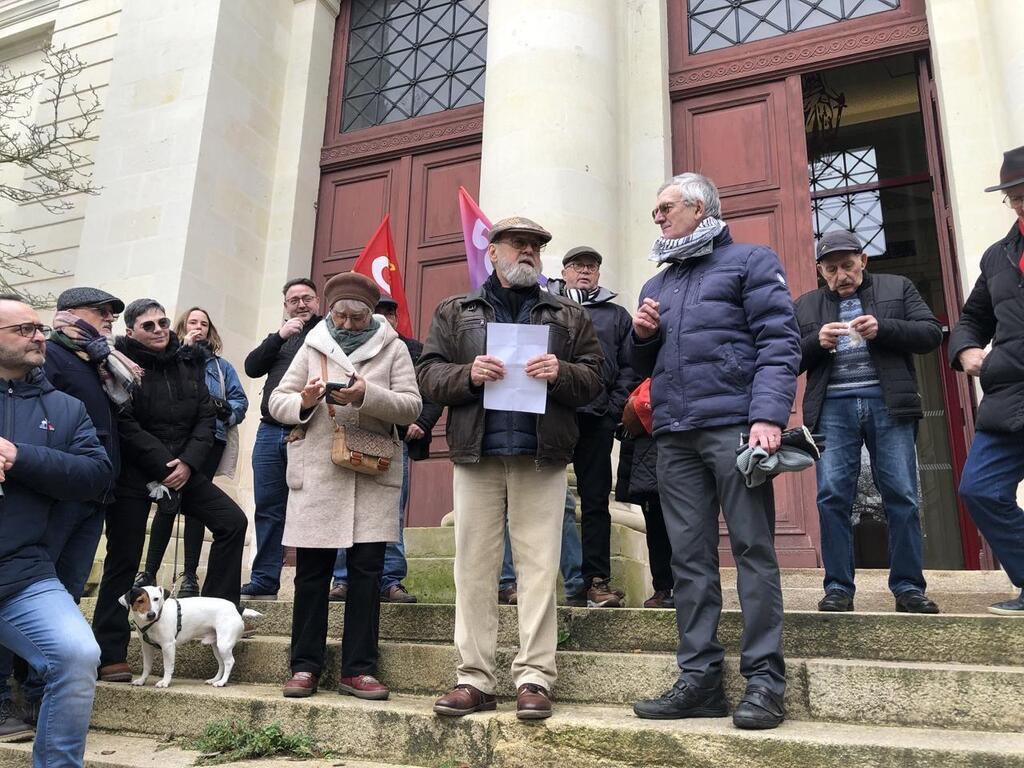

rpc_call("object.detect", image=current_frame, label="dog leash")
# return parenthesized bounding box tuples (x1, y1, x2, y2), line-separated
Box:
(170, 508, 182, 598)
(132, 599, 183, 650)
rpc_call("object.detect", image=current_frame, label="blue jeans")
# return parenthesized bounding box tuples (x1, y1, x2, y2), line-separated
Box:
(249, 422, 291, 593)
(0, 579, 99, 768)
(0, 501, 104, 702)
(334, 445, 409, 591)
(815, 396, 926, 597)
(959, 429, 1024, 588)
(500, 487, 584, 597)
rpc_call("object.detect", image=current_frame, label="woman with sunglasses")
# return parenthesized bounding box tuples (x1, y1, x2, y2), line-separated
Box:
(90, 299, 248, 683)
(135, 307, 249, 597)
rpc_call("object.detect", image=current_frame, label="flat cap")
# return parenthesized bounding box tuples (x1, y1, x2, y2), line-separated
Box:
(375, 295, 398, 310)
(56, 286, 125, 314)
(324, 272, 380, 311)
(815, 230, 863, 261)
(562, 245, 603, 266)
(488, 216, 552, 245)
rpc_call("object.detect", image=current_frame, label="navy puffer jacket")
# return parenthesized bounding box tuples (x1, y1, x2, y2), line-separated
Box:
(629, 227, 801, 435)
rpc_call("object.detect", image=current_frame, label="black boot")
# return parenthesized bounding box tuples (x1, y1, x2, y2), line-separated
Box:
(177, 572, 201, 598)
(133, 571, 155, 588)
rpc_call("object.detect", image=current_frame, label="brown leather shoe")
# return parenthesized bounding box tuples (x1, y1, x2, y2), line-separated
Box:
(433, 684, 497, 717)
(586, 577, 624, 608)
(380, 584, 417, 604)
(516, 683, 552, 720)
(328, 583, 347, 602)
(339, 674, 390, 700)
(98, 662, 132, 683)
(282, 671, 319, 698)
(498, 585, 517, 605)
(643, 589, 674, 609)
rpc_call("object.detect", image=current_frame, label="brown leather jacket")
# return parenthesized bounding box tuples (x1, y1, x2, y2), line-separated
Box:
(417, 286, 604, 465)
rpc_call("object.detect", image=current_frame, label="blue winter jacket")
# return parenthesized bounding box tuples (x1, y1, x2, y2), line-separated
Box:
(0, 369, 112, 604)
(629, 227, 801, 435)
(203, 354, 248, 442)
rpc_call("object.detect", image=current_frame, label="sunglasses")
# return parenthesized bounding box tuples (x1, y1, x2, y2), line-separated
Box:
(0, 322, 50, 338)
(139, 317, 171, 333)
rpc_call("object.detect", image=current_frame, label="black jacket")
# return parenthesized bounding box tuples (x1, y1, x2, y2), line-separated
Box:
(950, 223, 1024, 431)
(114, 334, 215, 496)
(399, 336, 444, 461)
(244, 315, 321, 425)
(795, 271, 942, 431)
(44, 342, 120, 502)
(548, 279, 637, 420)
(614, 433, 658, 504)
(0, 369, 112, 604)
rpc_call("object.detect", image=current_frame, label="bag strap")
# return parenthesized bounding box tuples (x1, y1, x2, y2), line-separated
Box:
(320, 353, 337, 421)
(215, 357, 226, 397)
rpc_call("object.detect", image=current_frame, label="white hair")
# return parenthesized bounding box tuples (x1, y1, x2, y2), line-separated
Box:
(658, 173, 722, 219)
(330, 298, 372, 314)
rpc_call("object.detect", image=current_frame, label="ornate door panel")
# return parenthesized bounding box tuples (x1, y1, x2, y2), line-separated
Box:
(673, 76, 820, 566)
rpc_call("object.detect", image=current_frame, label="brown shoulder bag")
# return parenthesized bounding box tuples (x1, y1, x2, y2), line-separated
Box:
(321, 354, 398, 475)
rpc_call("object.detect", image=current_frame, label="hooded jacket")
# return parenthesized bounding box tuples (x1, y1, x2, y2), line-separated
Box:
(949, 223, 1024, 432)
(547, 278, 638, 420)
(114, 334, 216, 496)
(0, 369, 112, 604)
(628, 227, 801, 435)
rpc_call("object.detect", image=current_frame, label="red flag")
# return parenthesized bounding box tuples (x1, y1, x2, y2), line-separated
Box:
(350, 215, 414, 338)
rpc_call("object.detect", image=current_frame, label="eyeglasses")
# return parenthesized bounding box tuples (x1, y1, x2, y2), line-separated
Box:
(0, 323, 50, 338)
(139, 317, 171, 333)
(651, 202, 678, 220)
(285, 295, 318, 307)
(332, 311, 369, 324)
(1003, 195, 1024, 208)
(499, 236, 546, 252)
(76, 306, 119, 320)
(566, 262, 599, 274)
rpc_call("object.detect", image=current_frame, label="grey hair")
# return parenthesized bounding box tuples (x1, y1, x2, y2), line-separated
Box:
(657, 173, 722, 219)
(330, 298, 372, 315)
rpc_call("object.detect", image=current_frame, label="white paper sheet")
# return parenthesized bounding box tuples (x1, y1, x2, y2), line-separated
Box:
(483, 322, 550, 414)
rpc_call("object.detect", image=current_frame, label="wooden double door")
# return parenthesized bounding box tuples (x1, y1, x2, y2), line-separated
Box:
(313, 143, 481, 527)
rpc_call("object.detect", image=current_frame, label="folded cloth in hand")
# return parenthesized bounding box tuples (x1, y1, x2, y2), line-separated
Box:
(735, 443, 817, 488)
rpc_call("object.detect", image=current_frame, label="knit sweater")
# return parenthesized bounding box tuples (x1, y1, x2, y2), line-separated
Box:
(826, 296, 882, 398)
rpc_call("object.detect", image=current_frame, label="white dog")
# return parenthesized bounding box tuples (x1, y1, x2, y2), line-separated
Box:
(119, 585, 260, 688)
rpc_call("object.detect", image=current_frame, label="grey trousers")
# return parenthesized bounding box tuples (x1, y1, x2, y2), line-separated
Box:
(656, 425, 786, 696)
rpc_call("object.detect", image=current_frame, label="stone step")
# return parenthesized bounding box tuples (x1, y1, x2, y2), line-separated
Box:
(86, 682, 1024, 768)
(115, 635, 1023, 732)
(0, 731, 419, 768)
(79, 599, 1024, 665)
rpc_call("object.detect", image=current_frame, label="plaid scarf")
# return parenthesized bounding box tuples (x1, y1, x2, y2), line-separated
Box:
(648, 216, 727, 265)
(50, 311, 142, 407)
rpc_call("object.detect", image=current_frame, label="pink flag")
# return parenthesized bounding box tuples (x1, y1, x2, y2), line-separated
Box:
(458, 186, 492, 290)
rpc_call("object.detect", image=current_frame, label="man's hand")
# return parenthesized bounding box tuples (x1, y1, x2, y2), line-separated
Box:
(279, 317, 305, 340)
(849, 314, 879, 341)
(405, 423, 426, 442)
(329, 373, 366, 407)
(300, 376, 325, 409)
(526, 353, 559, 383)
(470, 355, 506, 387)
(0, 437, 17, 471)
(818, 322, 849, 351)
(748, 421, 782, 455)
(959, 347, 987, 377)
(164, 458, 192, 490)
(633, 298, 661, 340)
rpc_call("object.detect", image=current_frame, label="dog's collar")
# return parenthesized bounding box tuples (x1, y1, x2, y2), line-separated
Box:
(133, 599, 183, 650)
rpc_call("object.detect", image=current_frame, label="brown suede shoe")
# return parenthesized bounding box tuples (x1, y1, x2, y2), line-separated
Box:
(98, 662, 132, 683)
(282, 671, 319, 698)
(339, 674, 390, 700)
(516, 683, 552, 720)
(433, 684, 497, 717)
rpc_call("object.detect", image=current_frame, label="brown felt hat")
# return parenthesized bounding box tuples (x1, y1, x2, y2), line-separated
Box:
(324, 272, 380, 311)
(488, 216, 552, 245)
(985, 145, 1024, 192)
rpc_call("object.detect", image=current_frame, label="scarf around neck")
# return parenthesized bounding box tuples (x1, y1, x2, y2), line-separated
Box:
(51, 311, 142, 406)
(648, 216, 727, 265)
(326, 315, 380, 355)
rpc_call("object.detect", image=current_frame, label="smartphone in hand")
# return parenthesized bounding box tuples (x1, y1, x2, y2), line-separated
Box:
(324, 374, 356, 396)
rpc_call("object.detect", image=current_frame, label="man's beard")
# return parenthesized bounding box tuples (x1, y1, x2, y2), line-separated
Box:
(498, 260, 539, 288)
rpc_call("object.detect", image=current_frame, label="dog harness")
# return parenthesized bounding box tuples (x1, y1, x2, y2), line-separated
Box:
(133, 599, 183, 650)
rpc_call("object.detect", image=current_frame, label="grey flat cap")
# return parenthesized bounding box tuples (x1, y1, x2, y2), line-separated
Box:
(488, 216, 552, 245)
(815, 230, 863, 261)
(56, 287, 125, 314)
(562, 245, 603, 266)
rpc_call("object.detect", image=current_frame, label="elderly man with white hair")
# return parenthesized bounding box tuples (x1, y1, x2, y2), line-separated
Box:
(629, 173, 801, 730)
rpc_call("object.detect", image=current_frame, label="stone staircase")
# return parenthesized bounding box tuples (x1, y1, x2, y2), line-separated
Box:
(6, 524, 1023, 768)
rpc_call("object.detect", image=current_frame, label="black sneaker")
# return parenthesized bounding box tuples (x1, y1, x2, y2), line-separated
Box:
(988, 590, 1024, 616)
(177, 572, 200, 598)
(817, 590, 854, 612)
(732, 684, 785, 730)
(133, 571, 155, 589)
(895, 591, 940, 614)
(241, 582, 278, 601)
(0, 699, 33, 743)
(633, 679, 728, 720)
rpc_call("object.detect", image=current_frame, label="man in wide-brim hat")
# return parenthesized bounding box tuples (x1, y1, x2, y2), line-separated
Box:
(949, 144, 1024, 616)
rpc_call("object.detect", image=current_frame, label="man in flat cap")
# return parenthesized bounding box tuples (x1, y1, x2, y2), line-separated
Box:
(950, 144, 1024, 616)
(795, 231, 942, 615)
(545, 245, 637, 607)
(0, 286, 132, 736)
(418, 216, 603, 720)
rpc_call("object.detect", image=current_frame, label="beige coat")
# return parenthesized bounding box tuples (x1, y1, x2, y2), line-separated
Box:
(268, 319, 422, 549)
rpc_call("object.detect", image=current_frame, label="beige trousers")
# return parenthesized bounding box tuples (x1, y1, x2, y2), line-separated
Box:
(452, 456, 567, 693)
